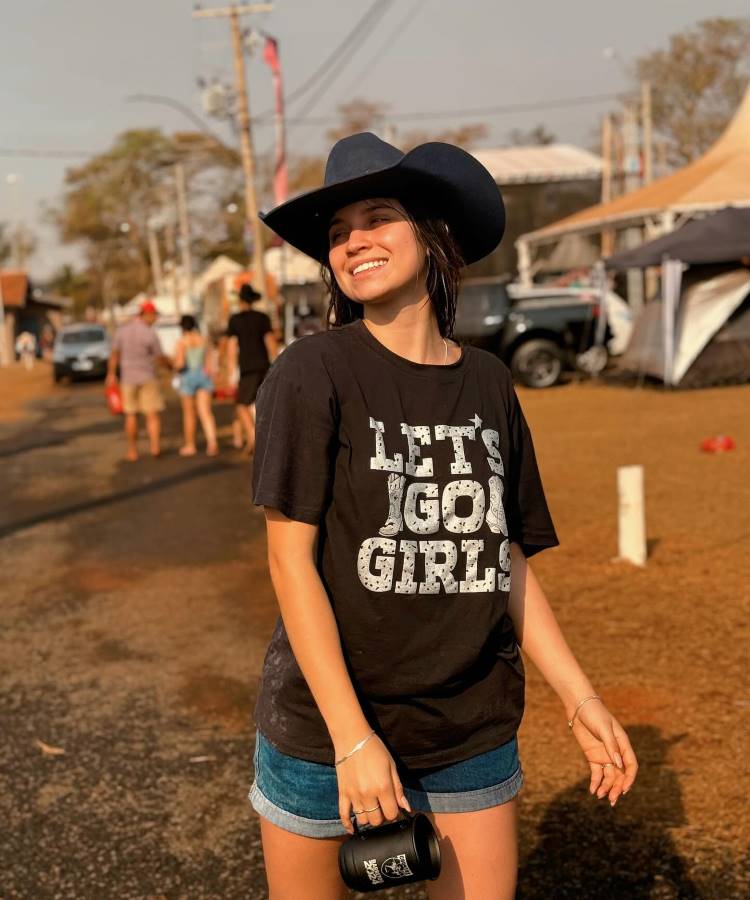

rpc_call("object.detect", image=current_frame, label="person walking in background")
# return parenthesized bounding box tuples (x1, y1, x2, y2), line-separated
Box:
(226, 283, 279, 454)
(15, 331, 37, 370)
(173, 314, 218, 457)
(107, 300, 171, 462)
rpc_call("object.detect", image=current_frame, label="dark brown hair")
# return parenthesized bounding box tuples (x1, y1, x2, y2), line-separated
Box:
(322, 200, 465, 338)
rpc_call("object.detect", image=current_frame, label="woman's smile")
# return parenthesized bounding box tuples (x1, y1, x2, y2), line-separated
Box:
(351, 258, 389, 279)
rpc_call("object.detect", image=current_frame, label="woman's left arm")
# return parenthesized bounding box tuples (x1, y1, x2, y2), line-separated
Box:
(507, 542, 638, 806)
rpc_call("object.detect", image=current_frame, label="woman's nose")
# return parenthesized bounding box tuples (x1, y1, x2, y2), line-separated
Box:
(346, 228, 371, 254)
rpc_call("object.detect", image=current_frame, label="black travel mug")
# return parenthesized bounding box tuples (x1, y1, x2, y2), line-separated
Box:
(338, 812, 441, 892)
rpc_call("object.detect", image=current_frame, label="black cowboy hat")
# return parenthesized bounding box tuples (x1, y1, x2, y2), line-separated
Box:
(259, 132, 505, 265)
(238, 283, 261, 303)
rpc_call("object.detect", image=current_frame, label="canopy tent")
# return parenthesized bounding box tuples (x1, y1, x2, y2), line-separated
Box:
(535, 233, 600, 274)
(606, 207, 750, 270)
(617, 268, 750, 387)
(471, 144, 603, 185)
(516, 82, 750, 282)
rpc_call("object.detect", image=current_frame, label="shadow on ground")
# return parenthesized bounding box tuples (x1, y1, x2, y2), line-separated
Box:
(517, 725, 747, 900)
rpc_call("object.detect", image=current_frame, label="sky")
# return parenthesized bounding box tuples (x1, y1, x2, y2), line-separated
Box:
(1, 0, 749, 278)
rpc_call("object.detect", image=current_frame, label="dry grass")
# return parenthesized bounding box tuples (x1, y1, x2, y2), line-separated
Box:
(0, 360, 59, 421)
(515, 379, 750, 896)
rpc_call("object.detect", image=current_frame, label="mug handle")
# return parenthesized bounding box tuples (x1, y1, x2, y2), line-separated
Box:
(350, 809, 413, 834)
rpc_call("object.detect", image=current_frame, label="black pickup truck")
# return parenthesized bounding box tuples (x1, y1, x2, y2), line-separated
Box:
(454, 277, 610, 388)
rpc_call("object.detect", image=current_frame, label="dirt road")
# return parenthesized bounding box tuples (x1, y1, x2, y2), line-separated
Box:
(0, 363, 747, 899)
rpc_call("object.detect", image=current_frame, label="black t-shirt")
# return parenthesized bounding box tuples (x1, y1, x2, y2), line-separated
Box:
(252, 320, 558, 768)
(227, 309, 272, 373)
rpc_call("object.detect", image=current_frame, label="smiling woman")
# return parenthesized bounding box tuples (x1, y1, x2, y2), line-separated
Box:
(248, 132, 638, 899)
(323, 197, 464, 339)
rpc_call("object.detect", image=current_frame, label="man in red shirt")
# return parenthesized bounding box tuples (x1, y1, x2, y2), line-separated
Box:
(107, 300, 171, 461)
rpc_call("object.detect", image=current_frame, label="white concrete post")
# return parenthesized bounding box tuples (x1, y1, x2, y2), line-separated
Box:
(617, 465, 647, 566)
(516, 238, 532, 287)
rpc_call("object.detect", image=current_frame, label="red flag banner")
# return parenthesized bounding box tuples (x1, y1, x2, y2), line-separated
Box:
(263, 36, 288, 205)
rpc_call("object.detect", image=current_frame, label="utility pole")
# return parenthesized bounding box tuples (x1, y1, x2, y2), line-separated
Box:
(175, 161, 193, 309)
(640, 81, 659, 300)
(657, 139, 668, 179)
(622, 103, 644, 313)
(147, 224, 165, 297)
(193, 4, 273, 298)
(641, 81, 653, 185)
(600, 113, 613, 257)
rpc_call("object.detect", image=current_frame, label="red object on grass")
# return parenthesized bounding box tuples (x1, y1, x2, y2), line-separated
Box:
(105, 383, 124, 415)
(700, 435, 735, 453)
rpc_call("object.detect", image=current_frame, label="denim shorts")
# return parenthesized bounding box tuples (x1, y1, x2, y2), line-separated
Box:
(249, 730, 523, 838)
(179, 368, 214, 396)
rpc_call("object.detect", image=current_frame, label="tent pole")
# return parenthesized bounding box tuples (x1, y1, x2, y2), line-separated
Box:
(662, 256, 682, 388)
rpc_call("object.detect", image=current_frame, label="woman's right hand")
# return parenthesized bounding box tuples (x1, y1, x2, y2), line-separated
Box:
(336, 734, 411, 834)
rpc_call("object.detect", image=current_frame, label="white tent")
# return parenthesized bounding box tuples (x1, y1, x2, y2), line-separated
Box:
(193, 255, 243, 296)
(619, 268, 750, 386)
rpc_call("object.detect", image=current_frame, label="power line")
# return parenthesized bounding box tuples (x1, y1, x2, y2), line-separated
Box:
(291, 0, 395, 124)
(335, 0, 426, 102)
(284, 0, 389, 109)
(279, 91, 623, 128)
(1, 92, 625, 160)
(125, 94, 228, 145)
(0, 148, 96, 159)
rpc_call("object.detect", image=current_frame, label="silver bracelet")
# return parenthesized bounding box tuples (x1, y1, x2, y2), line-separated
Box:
(335, 730, 376, 767)
(567, 695, 602, 729)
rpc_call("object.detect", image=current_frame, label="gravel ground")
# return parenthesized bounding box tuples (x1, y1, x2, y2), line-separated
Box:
(0, 362, 747, 899)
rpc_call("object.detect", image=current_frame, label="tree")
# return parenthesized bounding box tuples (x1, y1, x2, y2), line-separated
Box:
(635, 17, 750, 164)
(325, 99, 389, 145)
(46, 264, 96, 317)
(508, 124, 556, 146)
(0, 223, 12, 266)
(51, 128, 239, 307)
(400, 123, 489, 152)
(0, 222, 36, 267)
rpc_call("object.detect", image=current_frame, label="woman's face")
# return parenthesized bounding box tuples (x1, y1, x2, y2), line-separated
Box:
(327, 198, 426, 306)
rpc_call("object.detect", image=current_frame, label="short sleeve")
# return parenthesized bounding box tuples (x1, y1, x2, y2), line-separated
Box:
(252, 338, 339, 525)
(226, 315, 238, 339)
(505, 387, 559, 558)
(259, 313, 272, 336)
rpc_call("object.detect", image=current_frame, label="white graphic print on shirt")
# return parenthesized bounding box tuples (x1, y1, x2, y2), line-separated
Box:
(358, 414, 512, 594)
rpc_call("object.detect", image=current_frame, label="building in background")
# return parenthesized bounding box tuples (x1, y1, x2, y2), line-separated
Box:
(0, 270, 71, 364)
(517, 83, 750, 289)
(467, 143, 604, 279)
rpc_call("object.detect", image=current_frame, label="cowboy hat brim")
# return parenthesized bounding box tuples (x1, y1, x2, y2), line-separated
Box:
(259, 141, 505, 266)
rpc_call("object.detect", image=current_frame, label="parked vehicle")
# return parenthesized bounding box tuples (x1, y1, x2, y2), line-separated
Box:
(454, 278, 627, 388)
(52, 324, 110, 382)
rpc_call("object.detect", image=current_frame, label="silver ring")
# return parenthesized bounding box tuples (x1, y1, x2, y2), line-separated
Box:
(602, 763, 614, 769)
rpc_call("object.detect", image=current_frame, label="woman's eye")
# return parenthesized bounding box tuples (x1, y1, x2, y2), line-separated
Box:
(329, 231, 345, 244)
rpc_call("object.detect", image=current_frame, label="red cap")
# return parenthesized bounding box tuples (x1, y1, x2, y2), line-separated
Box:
(140, 300, 157, 315)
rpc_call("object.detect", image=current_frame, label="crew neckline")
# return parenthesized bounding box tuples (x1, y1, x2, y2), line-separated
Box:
(353, 319, 469, 380)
